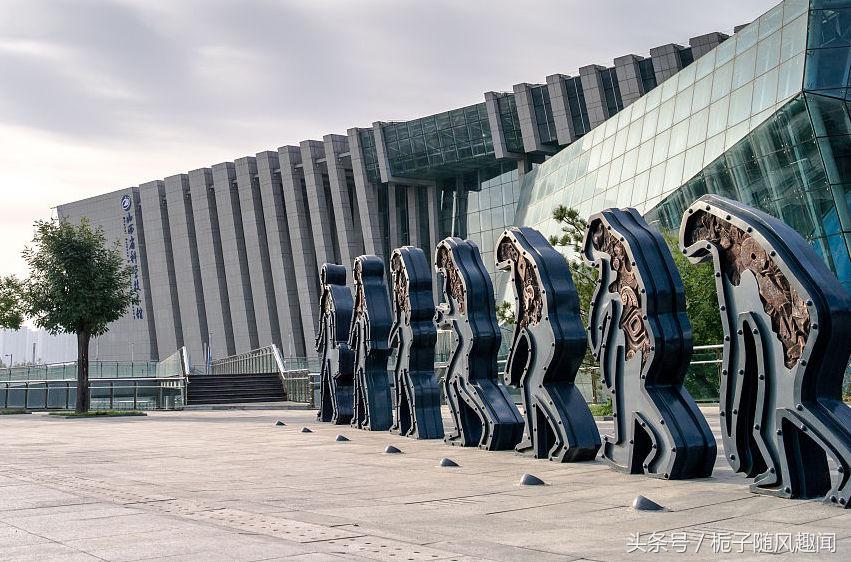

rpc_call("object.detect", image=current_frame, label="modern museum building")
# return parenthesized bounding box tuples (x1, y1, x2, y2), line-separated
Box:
(58, 0, 851, 364)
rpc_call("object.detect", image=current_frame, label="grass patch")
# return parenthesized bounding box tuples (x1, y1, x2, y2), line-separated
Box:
(0, 408, 31, 415)
(589, 400, 613, 417)
(49, 410, 146, 417)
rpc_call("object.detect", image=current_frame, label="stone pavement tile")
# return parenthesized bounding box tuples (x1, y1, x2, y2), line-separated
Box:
(0, 522, 50, 548)
(427, 538, 582, 562)
(0, 482, 93, 511)
(0, 501, 143, 524)
(64, 527, 314, 562)
(487, 499, 623, 523)
(0, 541, 102, 561)
(7, 510, 178, 542)
(750, 499, 850, 526)
(265, 509, 359, 528)
(307, 534, 483, 561)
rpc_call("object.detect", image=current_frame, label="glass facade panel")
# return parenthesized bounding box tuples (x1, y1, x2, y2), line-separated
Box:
(513, 0, 835, 284)
(382, 102, 495, 179)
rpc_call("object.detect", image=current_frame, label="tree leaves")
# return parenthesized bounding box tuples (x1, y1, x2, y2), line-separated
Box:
(22, 218, 138, 337)
(0, 276, 24, 330)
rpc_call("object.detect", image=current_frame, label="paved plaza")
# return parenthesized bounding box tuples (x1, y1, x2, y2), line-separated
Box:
(0, 407, 849, 561)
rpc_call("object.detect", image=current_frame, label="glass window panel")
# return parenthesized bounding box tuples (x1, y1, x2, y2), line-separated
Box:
(677, 63, 697, 91)
(804, 47, 851, 91)
(809, 8, 851, 49)
(759, 4, 783, 40)
(669, 119, 689, 157)
(637, 137, 655, 173)
(652, 129, 671, 166)
(683, 143, 705, 181)
(613, 128, 628, 157)
(617, 177, 635, 207)
(600, 136, 615, 165)
(752, 67, 779, 113)
(704, 132, 726, 166)
(781, 14, 808, 62)
(736, 23, 759, 55)
(673, 86, 694, 124)
(664, 152, 685, 193)
(622, 147, 638, 181)
(808, 93, 851, 136)
(725, 120, 751, 150)
(609, 156, 624, 188)
(626, 119, 642, 151)
(631, 171, 650, 205)
(732, 46, 757, 89)
(644, 85, 662, 111)
(715, 33, 737, 67)
(596, 163, 611, 192)
(729, 82, 755, 125)
(660, 74, 679, 103)
(711, 61, 734, 102)
(692, 75, 712, 112)
(648, 162, 666, 199)
(695, 49, 716, 80)
(818, 134, 851, 184)
(777, 52, 805, 100)
(784, 0, 808, 25)
(756, 32, 782, 76)
(708, 96, 730, 137)
(688, 107, 710, 148)
(642, 108, 659, 142)
(656, 98, 675, 134)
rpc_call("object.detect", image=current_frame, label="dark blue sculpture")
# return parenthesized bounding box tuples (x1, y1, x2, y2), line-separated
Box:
(681, 195, 851, 507)
(349, 255, 393, 431)
(435, 238, 524, 450)
(583, 208, 716, 479)
(389, 247, 444, 439)
(496, 227, 601, 462)
(316, 263, 354, 424)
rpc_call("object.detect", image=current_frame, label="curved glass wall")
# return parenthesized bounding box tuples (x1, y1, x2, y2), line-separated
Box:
(515, 0, 851, 290)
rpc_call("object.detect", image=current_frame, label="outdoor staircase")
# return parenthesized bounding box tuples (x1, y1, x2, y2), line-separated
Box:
(186, 373, 286, 405)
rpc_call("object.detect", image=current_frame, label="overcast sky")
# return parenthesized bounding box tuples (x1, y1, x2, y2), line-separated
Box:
(0, 0, 773, 278)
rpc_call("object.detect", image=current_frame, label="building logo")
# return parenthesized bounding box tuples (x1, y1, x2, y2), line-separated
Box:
(121, 195, 132, 211)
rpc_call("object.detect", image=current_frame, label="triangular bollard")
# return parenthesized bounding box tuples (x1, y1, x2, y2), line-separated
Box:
(632, 495, 666, 511)
(335, 434, 350, 442)
(384, 445, 402, 454)
(275, 420, 286, 426)
(300, 427, 313, 433)
(519, 473, 545, 486)
(439, 458, 459, 467)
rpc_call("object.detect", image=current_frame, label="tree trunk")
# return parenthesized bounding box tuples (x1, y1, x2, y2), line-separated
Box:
(75, 330, 91, 413)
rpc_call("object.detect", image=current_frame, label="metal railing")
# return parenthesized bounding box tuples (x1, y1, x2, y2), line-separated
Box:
(0, 347, 190, 411)
(208, 345, 319, 406)
(0, 361, 160, 382)
(0, 378, 185, 411)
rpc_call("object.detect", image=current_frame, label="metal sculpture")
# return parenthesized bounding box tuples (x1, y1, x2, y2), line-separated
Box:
(583, 208, 716, 479)
(495, 227, 601, 462)
(316, 263, 355, 424)
(349, 255, 393, 431)
(681, 194, 851, 507)
(389, 247, 444, 439)
(435, 237, 524, 450)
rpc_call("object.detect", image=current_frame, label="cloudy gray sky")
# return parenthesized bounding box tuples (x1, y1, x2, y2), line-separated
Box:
(0, 0, 773, 278)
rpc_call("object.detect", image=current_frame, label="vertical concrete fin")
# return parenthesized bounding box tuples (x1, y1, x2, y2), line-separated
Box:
(235, 156, 280, 350)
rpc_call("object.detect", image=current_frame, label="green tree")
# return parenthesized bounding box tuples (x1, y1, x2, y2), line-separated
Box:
(0, 276, 24, 330)
(23, 218, 137, 413)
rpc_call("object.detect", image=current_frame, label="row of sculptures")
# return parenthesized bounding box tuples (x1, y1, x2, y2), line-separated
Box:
(315, 194, 851, 509)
